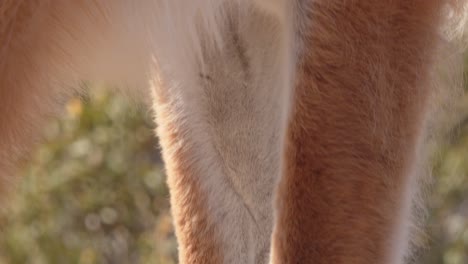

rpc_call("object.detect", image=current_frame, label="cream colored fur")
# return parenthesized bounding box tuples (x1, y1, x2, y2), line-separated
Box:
(0, 1, 467, 264)
(1, 1, 293, 263)
(152, 2, 295, 262)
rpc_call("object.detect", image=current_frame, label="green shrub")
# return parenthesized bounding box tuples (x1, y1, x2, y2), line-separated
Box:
(0, 89, 176, 264)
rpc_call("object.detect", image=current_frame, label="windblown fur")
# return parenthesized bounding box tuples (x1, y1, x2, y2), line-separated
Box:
(0, 1, 467, 264)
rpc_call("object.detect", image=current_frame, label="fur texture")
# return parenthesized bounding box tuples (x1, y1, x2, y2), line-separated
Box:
(272, 1, 468, 263)
(0, 1, 467, 263)
(152, 3, 294, 262)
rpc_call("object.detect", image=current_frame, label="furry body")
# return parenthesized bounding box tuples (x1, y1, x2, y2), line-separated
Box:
(0, 1, 467, 263)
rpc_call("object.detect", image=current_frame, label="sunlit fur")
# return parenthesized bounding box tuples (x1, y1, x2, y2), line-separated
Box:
(0, 1, 467, 263)
(0, 0, 227, 193)
(273, 2, 467, 263)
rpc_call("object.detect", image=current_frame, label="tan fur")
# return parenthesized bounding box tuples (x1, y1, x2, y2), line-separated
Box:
(153, 78, 223, 263)
(0, 0, 60, 198)
(272, 1, 466, 263)
(0, 1, 467, 263)
(150, 6, 294, 262)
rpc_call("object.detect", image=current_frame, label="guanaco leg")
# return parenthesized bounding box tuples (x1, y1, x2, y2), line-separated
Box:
(152, 4, 294, 263)
(1, 1, 292, 263)
(0, 1, 466, 264)
(272, 1, 464, 263)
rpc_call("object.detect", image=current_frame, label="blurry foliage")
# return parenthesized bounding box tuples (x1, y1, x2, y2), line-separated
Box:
(422, 68, 468, 263)
(0, 59, 467, 263)
(424, 134, 468, 264)
(0, 89, 176, 264)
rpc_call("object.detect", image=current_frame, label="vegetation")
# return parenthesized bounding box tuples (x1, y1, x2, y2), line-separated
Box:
(1, 71, 468, 263)
(0, 89, 177, 264)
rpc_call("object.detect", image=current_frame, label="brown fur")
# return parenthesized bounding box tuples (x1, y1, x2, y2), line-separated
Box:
(152, 80, 223, 263)
(0, 1, 467, 263)
(0, 1, 59, 198)
(272, 1, 458, 263)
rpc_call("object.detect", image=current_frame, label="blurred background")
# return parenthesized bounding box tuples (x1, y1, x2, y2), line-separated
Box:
(0, 62, 467, 263)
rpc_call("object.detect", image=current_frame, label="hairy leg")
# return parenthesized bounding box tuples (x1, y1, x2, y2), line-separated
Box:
(152, 4, 294, 263)
(272, 1, 459, 263)
(2, 3, 293, 263)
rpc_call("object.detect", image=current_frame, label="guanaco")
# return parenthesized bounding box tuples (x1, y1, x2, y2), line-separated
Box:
(0, 1, 467, 263)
